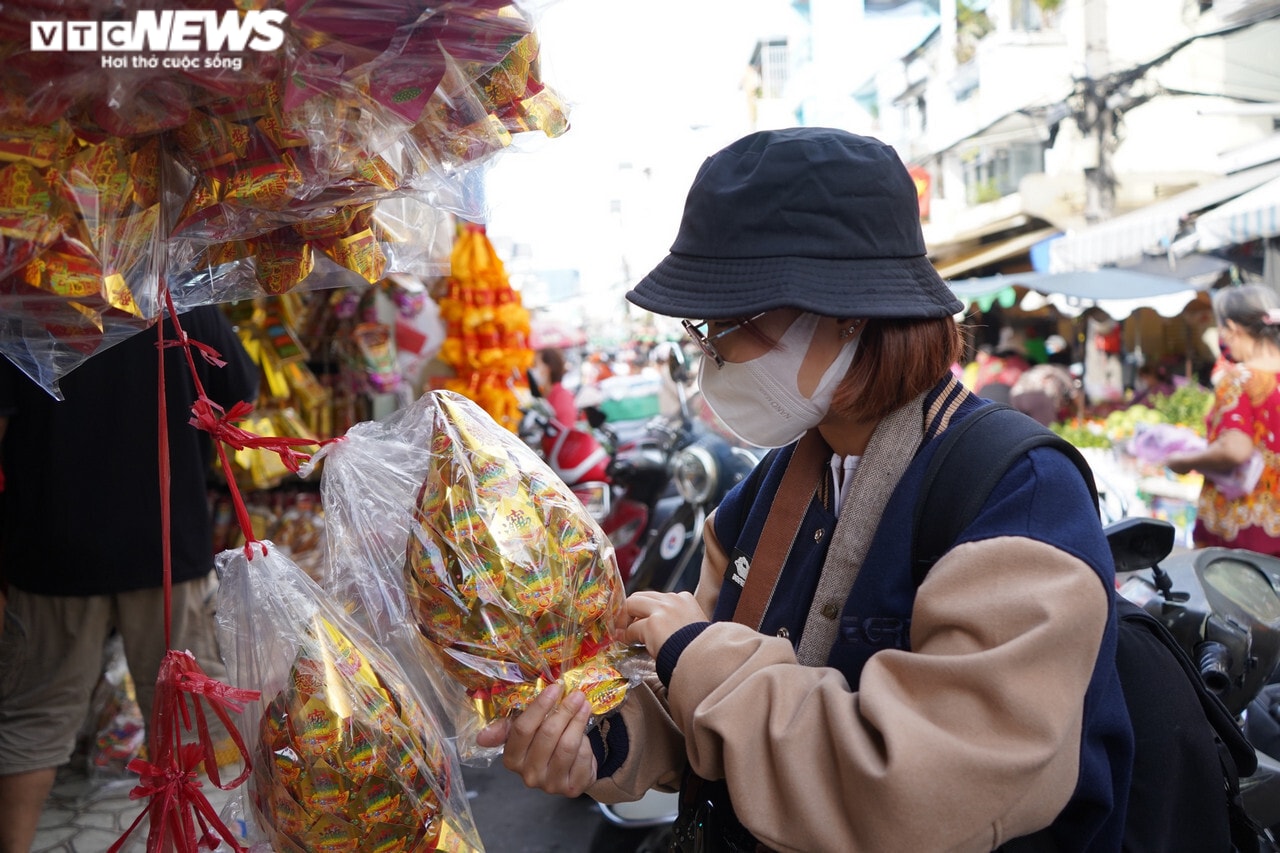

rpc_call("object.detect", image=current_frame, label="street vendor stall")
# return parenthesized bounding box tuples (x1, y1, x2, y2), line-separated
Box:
(948, 267, 1223, 544)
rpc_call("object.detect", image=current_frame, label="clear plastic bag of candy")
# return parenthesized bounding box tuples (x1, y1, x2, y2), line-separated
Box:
(310, 389, 640, 759)
(215, 540, 484, 852)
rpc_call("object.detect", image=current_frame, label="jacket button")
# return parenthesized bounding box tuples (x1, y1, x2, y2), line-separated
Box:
(776, 627, 790, 639)
(814, 528, 825, 542)
(822, 603, 839, 619)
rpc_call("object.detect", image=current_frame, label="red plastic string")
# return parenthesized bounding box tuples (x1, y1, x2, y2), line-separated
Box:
(109, 651, 261, 853)
(116, 283, 334, 853)
(188, 397, 321, 475)
(161, 288, 337, 557)
(157, 306, 174, 651)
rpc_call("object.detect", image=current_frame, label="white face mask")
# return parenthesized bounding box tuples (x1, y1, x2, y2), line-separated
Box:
(698, 313, 859, 448)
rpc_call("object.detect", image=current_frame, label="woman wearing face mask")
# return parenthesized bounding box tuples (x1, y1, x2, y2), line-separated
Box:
(478, 128, 1130, 851)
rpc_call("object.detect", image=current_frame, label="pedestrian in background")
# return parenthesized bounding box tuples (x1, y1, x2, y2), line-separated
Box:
(0, 306, 258, 853)
(1164, 284, 1280, 556)
(532, 346, 579, 427)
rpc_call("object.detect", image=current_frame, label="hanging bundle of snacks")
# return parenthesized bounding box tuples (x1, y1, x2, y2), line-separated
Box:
(216, 541, 484, 852)
(402, 392, 635, 738)
(0, 1, 568, 398)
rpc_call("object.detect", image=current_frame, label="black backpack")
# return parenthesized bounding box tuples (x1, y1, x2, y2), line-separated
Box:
(912, 402, 1266, 852)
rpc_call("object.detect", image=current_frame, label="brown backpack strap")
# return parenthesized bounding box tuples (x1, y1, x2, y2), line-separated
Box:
(732, 429, 828, 629)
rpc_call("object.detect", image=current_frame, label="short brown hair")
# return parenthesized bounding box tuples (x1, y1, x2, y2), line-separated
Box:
(538, 347, 567, 384)
(830, 317, 965, 422)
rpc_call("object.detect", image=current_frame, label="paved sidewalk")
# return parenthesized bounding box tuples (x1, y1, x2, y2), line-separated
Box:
(31, 763, 241, 853)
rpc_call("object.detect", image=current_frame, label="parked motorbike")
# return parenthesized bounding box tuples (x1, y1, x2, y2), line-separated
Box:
(519, 387, 679, 586)
(1114, 517, 1280, 836)
(593, 347, 762, 846)
(621, 346, 762, 595)
(518, 393, 614, 520)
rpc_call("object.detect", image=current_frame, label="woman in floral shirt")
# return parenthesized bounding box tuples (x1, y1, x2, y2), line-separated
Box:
(1166, 284, 1280, 555)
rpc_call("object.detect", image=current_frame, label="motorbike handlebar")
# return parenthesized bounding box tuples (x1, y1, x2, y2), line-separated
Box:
(1195, 640, 1233, 695)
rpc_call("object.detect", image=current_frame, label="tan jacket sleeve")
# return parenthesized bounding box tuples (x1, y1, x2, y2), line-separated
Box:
(586, 511, 730, 804)
(667, 536, 1108, 853)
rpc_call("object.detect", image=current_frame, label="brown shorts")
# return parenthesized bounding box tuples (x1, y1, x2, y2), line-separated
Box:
(0, 572, 228, 776)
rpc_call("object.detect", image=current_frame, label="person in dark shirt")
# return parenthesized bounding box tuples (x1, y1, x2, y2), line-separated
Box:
(0, 305, 257, 853)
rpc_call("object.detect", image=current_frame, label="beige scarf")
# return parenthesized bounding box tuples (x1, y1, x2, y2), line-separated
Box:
(794, 392, 930, 666)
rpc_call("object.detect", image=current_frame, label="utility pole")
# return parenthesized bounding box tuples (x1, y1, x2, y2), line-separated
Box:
(1068, 10, 1280, 226)
(1080, 0, 1114, 224)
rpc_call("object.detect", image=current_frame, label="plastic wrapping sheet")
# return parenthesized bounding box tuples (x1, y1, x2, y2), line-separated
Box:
(310, 390, 639, 761)
(215, 541, 484, 852)
(0, 0, 567, 398)
(1128, 421, 1264, 500)
(0, 122, 166, 391)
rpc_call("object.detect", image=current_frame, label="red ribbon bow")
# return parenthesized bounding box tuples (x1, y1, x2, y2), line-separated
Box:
(110, 650, 261, 853)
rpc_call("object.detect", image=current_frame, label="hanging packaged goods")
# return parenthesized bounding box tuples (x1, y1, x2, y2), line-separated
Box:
(216, 542, 485, 852)
(435, 223, 533, 431)
(395, 392, 638, 744)
(0, 1, 568, 398)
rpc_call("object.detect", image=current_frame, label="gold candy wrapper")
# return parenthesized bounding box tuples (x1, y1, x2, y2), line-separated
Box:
(402, 391, 634, 727)
(253, 231, 315, 295)
(253, 616, 456, 851)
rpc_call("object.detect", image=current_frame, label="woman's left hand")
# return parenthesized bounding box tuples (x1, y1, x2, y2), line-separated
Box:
(1165, 451, 1197, 475)
(624, 591, 708, 658)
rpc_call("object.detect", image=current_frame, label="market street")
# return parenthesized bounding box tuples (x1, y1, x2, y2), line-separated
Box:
(30, 756, 657, 852)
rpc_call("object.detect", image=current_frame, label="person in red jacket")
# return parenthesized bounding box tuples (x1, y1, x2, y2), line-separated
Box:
(533, 346, 579, 427)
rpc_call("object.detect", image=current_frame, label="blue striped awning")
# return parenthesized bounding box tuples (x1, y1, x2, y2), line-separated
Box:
(1048, 160, 1280, 271)
(1194, 176, 1280, 251)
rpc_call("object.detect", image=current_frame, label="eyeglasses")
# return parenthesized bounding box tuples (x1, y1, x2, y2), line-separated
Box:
(681, 312, 767, 368)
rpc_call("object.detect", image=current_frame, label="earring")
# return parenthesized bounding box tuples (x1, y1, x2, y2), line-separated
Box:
(839, 319, 863, 340)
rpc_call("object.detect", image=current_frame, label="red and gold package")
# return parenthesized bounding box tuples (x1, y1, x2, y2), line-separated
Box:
(49, 138, 134, 222)
(175, 111, 253, 170)
(0, 162, 64, 277)
(292, 205, 370, 242)
(252, 229, 314, 295)
(220, 149, 305, 212)
(0, 117, 75, 168)
(402, 391, 633, 728)
(316, 227, 386, 284)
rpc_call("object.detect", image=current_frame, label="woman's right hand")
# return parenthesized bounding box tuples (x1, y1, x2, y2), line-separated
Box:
(475, 681, 598, 797)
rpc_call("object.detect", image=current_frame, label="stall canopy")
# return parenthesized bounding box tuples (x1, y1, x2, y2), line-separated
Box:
(1193, 175, 1280, 251)
(1047, 159, 1280, 272)
(932, 227, 1060, 279)
(949, 267, 1213, 320)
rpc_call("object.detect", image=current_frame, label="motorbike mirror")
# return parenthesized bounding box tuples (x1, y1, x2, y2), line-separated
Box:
(667, 345, 692, 384)
(1105, 517, 1177, 574)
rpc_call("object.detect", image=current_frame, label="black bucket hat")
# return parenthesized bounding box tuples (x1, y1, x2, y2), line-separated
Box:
(626, 127, 962, 320)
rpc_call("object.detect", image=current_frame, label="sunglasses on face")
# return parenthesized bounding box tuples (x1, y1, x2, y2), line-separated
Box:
(681, 313, 768, 368)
